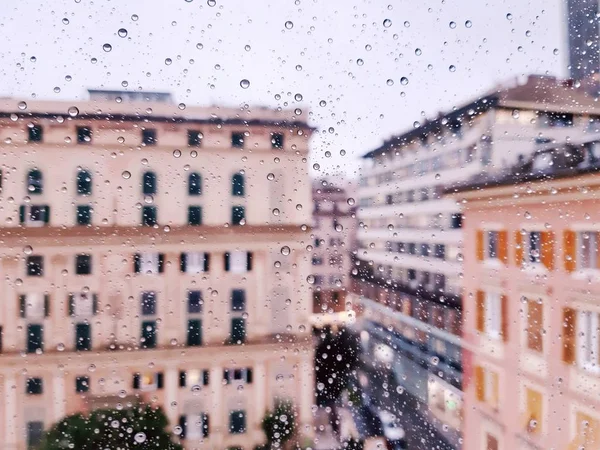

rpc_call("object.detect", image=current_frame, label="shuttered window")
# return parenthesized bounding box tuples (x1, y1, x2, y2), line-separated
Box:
(526, 298, 544, 353)
(523, 387, 543, 434)
(474, 365, 499, 408)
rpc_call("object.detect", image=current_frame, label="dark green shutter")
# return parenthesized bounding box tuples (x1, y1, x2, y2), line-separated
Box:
(203, 253, 210, 272)
(246, 252, 253, 271)
(19, 295, 26, 318)
(44, 294, 50, 317)
(180, 253, 187, 273)
(178, 416, 187, 440)
(203, 370, 210, 386)
(157, 372, 164, 389)
(231, 318, 246, 344)
(246, 368, 253, 384)
(92, 294, 98, 315)
(202, 413, 209, 437)
(179, 371, 186, 388)
(43, 205, 50, 224)
(134, 253, 141, 273)
(158, 254, 165, 273)
(68, 294, 74, 316)
(132, 373, 140, 389)
(19, 205, 25, 224)
(224, 253, 230, 272)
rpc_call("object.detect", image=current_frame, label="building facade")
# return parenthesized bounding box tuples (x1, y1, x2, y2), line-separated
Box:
(566, 0, 599, 81)
(0, 93, 315, 449)
(311, 179, 356, 326)
(453, 140, 600, 450)
(351, 75, 600, 448)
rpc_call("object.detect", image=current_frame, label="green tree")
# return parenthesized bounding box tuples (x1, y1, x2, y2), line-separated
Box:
(39, 404, 183, 450)
(260, 400, 297, 449)
(315, 326, 361, 406)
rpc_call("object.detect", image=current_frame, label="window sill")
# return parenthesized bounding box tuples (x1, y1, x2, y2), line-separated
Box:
(521, 264, 548, 275)
(572, 269, 600, 281)
(483, 259, 504, 269)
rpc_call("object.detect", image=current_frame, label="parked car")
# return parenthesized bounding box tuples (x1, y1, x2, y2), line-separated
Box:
(377, 411, 406, 450)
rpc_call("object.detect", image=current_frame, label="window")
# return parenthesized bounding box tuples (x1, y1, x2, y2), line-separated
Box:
(28, 124, 43, 142)
(527, 231, 542, 264)
(434, 244, 446, 259)
(231, 132, 245, 148)
(486, 433, 498, 450)
(142, 128, 157, 145)
(577, 310, 600, 372)
(181, 252, 209, 274)
(27, 324, 43, 353)
(523, 387, 543, 434)
(68, 293, 97, 317)
(75, 323, 91, 351)
(27, 169, 43, 194)
(142, 171, 157, 195)
(229, 410, 246, 434)
(231, 206, 245, 225)
(311, 256, 323, 265)
(475, 365, 499, 408)
(133, 372, 164, 391)
(77, 126, 92, 144)
(75, 376, 89, 393)
(75, 254, 92, 275)
(142, 206, 157, 226)
(231, 289, 246, 311)
(134, 252, 164, 274)
(230, 318, 246, 344)
(141, 292, 157, 315)
(450, 213, 463, 229)
(271, 132, 284, 149)
(180, 369, 210, 388)
(20, 293, 49, 319)
(20, 205, 50, 225)
(188, 291, 203, 313)
(188, 172, 202, 195)
(232, 173, 245, 196)
(225, 251, 252, 273)
(476, 290, 506, 341)
(26, 256, 44, 276)
(27, 421, 44, 449)
(141, 321, 157, 349)
(579, 231, 599, 269)
(26, 377, 43, 395)
(179, 413, 209, 440)
(525, 298, 544, 353)
(76, 170, 92, 196)
(223, 368, 253, 384)
(572, 411, 600, 449)
(188, 130, 203, 147)
(76, 205, 92, 225)
(188, 206, 203, 225)
(187, 319, 202, 346)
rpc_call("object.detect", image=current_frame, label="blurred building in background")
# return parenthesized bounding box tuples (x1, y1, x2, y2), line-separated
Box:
(350, 74, 600, 449)
(310, 179, 357, 327)
(566, 0, 599, 81)
(451, 138, 600, 450)
(0, 92, 315, 449)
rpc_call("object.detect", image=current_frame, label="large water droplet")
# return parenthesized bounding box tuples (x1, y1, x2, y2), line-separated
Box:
(68, 106, 79, 117)
(281, 246, 291, 255)
(240, 79, 250, 89)
(383, 19, 392, 28)
(118, 28, 128, 38)
(134, 432, 146, 443)
(18, 101, 27, 111)
(284, 21, 294, 29)
(103, 43, 112, 52)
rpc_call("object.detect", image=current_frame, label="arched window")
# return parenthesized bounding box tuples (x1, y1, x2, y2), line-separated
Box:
(143, 171, 157, 195)
(188, 172, 202, 196)
(77, 170, 92, 196)
(232, 173, 245, 197)
(27, 169, 43, 194)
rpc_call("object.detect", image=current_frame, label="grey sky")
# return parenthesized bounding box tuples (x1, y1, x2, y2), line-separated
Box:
(0, 0, 566, 177)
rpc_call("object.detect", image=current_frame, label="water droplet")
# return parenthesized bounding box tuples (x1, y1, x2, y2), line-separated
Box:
(67, 106, 79, 117)
(122, 171, 131, 179)
(17, 101, 27, 111)
(553, 48, 559, 55)
(281, 246, 291, 256)
(23, 245, 33, 255)
(403, 20, 410, 27)
(449, 65, 456, 72)
(306, 275, 315, 284)
(88, 364, 97, 373)
(449, 21, 456, 29)
(178, 103, 186, 110)
(165, 58, 172, 65)
(465, 20, 472, 28)
(313, 163, 320, 170)
(10, 113, 18, 121)
(118, 28, 128, 38)
(272, 208, 280, 216)
(131, 14, 139, 21)
(62, 18, 70, 25)
(506, 13, 513, 20)
(240, 79, 250, 89)
(284, 21, 294, 29)
(56, 343, 65, 352)
(400, 76, 409, 85)
(173, 149, 182, 158)
(103, 43, 112, 52)
(294, 93, 303, 101)
(319, 100, 327, 107)
(30, 56, 37, 62)
(356, 58, 364, 66)
(207, 0, 216, 6)
(415, 48, 422, 56)
(347, 198, 355, 206)
(267, 173, 275, 181)
(383, 19, 392, 28)
(386, 79, 394, 86)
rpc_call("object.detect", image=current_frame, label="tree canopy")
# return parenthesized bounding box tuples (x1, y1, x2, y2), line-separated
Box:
(39, 404, 183, 450)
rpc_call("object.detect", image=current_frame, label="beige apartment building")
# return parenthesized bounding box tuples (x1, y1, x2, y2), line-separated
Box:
(0, 90, 315, 449)
(451, 140, 600, 450)
(310, 179, 356, 326)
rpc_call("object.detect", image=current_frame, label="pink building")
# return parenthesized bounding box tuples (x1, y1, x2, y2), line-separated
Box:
(452, 141, 600, 450)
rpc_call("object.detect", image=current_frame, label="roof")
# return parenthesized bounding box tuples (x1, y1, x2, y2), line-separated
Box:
(363, 75, 600, 159)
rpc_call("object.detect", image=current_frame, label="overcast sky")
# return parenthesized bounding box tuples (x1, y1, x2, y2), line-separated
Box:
(0, 0, 567, 177)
